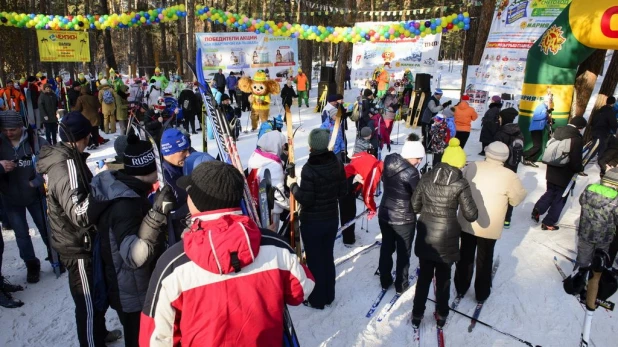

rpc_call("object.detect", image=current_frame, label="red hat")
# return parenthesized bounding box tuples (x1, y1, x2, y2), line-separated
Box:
(461, 95, 470, 101)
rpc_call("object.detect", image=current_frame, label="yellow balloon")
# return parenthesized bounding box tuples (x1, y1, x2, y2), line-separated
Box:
(179, 4, 186, 12)
(420, 32, 426, 37)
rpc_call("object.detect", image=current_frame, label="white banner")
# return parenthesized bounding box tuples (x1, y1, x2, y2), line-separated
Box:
(351, 22, 441, 88)
(471, 0, 569, 96)
(195, 33, 298, 84)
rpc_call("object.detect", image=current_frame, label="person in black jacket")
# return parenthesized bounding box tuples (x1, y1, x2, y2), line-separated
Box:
(411, 138, 478, 328)
(287, 128, 347, 309)
(378, 134, 424, 293)
(280, 79, 298, 110)
(179, 86, 199, 134)
(494, 107, 523, 227)
(89, 134, 175, 347)
(67, 82, 82, 109)
(590, 96, 617, 165)
(213, 69, 226, 94)
(532, 116, 587, 230)
(599, 135, 618, 178)
(478, 96, 502, 155)
(358, 89, 375, 131)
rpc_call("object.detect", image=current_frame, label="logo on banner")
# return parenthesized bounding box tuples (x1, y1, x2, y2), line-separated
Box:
(539, 25, 566, 55)
(601, 6, 618, 39)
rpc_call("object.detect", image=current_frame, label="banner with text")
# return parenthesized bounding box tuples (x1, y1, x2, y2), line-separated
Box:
(195, 32, 298, 84)
(36, 30, 90, 62)
(470, 0, 570, 96)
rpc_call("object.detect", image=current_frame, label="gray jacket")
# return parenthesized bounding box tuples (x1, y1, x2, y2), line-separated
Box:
(421, 96, 444, 124)
(38, 91, 58, 123)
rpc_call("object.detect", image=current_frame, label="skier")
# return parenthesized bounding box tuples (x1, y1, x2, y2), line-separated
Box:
(280, 79, 298, 110)
(139, 161, 315, 345)
(320, 102, 347, 162)
(411, 137, 478, 328)
(429, 113, 451, 166)
(36, 112, 122, 346)
(531, 116, 587, 230)
(523, 100, 552, 167)
(293, 68, 309, 108)
(161, 128, 191, 206)
(73, 84, 102, 150)
(38, 83, 59, 145)
(455, 141, 527, 303)
(179, 83, 199, 134)
(478, 95, 503, 155)
(382, 87, 399, 138)
(378, 133, 424, 293)
(321, 94, 343, 123)
(589, 96, 617, 168)
(453, 95, 478, 149)
(0, 111, 50, 283)
(89, 133, 175, 347)
(0, 80, 26, 112)
(420, 89, 450, 150)
(287, 128, 346, 309)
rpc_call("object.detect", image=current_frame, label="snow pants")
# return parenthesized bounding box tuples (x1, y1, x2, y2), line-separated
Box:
(576, 239, 611, 268)
(534, 182, 569, 226)
(338, 190, 357, 245)
(378, 220, 415, 292)
(298, 91, 309, 107)
(301, 219, 337, 308)
(412, 258, 452, 319)
(454, 232, 497, 302)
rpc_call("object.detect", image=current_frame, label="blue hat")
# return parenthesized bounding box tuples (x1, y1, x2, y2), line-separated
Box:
(59, 111, 92, 142)
(434, 89, 444, 95)
(160, 128, 190, 155)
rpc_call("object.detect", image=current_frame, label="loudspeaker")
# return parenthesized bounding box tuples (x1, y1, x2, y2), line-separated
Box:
(320, 66, 336, 82)
(415, 73, 432, 92)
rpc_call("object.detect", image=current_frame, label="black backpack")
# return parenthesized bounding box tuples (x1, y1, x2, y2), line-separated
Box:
(507, 136, 524, 167)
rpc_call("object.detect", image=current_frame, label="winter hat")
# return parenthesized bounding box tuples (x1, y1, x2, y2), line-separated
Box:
(499, 108, 519, 124)
(461, 95, 470, 101)
(100, 79, 108, 86)
(221, 94, 230, 102)
(441, 138, 467, 169)
(257, 131, 286, 157)
(434, 89, 443, 95)
(114, 135, 129, 160)
(160, 128, 190, 156)
(434, 113, 445, 120)
(327, 94, 343, 103)
(491, 95, 502, 103)
(607, 97, 616, 105)
(0, 110, 24, 129)
(177, 161, 245, 212)
(360, 127, 372, 138)
(122, 133, 157, 176)
(363, 89, 373, 98)
(401, 133, 425, 159)
(59, 111, 92, 142)
(308, 128, 330, 152)
(570, 116, 587, 129)
(602, 168, 618, 189)
(485, 141, 509, 163)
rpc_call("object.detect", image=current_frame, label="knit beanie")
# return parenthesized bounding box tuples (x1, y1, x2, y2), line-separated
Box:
(308, 128, 330, 151)
(602, 168, 618, 189)
(570, 116, 587, 129)
(114, 135, 129, 160)
(441, 138, 467, 169)
(59, 111, 92, 142)
(360, 127, 372, 138)
(363, 89, 373, 98)
(400, 133, 425, 159)
(177, 161, 244, 212)
(499, 108, 519, 124)
(0, 110, 24, 129)
(485, 141, 509, 163)
(327, 94, 341, 103)
(160, 128, 190, 156)
(491, 95, 502, 103)
(122, 133, 156, 176)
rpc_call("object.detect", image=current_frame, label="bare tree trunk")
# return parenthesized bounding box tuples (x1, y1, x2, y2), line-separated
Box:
(461, 3, 481, 94)
(570, 49, 606, 118)
(592, 52, 618, 115)
(472, 1, 496, 65)
(335, 0, 356, 95)
(100, 0, 118, 70)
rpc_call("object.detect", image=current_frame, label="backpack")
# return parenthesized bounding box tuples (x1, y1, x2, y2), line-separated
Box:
(507, 137, 524, 167)
(102, 88, 115, 104)
(350, 96, 362, 122)
(542, 137, 572, 167)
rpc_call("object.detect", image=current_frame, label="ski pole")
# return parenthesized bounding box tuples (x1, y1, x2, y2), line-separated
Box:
(427, 297, 542, 347)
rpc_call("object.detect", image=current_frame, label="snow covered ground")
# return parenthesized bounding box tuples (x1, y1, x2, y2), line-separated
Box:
(2, 58, 617, 346)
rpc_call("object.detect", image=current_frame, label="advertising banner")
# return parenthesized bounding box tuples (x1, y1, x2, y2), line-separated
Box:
(195, 32, 298, 83)
(471, 0, 570, 96)
(36, 30, 90, 62)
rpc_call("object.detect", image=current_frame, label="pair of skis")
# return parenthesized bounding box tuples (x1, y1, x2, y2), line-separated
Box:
(366, 267, 420, 319)
(562, 139, 599, 197)
(404, 90, 427, 129)
(376, 267, 420, 322)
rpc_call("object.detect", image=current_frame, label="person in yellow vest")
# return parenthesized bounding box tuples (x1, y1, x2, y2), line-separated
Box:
(238, 70, 281, 131)
(294, 68, 309, 107)
(151, 67, 169, 91)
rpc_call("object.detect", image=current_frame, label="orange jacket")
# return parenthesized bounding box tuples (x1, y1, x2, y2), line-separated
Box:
(295, 73, 308, 91)
(0, 87, 26, 111)
(454, 101, 478, 132)
(377, 70, 390, 91)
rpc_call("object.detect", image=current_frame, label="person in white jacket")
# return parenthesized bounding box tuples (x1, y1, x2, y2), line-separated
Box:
(247, 131, 290, 231)
(454, 141, 527, 303)
(146, 80, 163, 108)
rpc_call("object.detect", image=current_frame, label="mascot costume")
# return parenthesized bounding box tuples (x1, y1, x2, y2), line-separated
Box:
(238, 70, 281, 131)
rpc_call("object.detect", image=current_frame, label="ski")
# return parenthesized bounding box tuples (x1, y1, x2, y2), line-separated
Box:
(335, 209, 369, 238)
(366, 287, 389, 318)
(563, 139, 599, 197)
(327, 105, 343, 152)
(411, 91, 426, 129)
(412, 323, 421, 347)
(437, 326, 446, 347)
(284, 105, 302, 261)
(376, 267, 420, 322)
(468, 257, 501, 333)
(258, 169, 272, 228)
(405, 90, 417, 128)
(553, 256, 568, 280)
(335, 240, 381, 267)
(451, 294, 464, 311)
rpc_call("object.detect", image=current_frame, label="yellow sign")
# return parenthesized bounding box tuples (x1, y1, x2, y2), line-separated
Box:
(36, 30, 90, 62)
(570, 1, 618, 50)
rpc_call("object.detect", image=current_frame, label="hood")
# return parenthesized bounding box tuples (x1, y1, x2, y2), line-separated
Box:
(36, 142, 90, 175)
(89, 170, 150, 224)
(183, 209, 261, 275)
(384, 153, 412, 178)
(553, 125, 580, 140)
(0, 129, 28, 150)
(488, 102, 502, 109)
(501, 123, 521, 136)
(257, 131, 286, 157)
(456, 101, 471, 110)
(585, 184, 618, 209)
(425, 162, 463, 186)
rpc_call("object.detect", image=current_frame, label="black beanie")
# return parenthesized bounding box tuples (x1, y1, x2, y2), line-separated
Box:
(570, 116, 587, 129)
(363, 89, 373, 98)
(59, 111, 92, 142)
(122, 133, 157, 176)
(499, 107, 519, 124)
(177, 161, 244, 212)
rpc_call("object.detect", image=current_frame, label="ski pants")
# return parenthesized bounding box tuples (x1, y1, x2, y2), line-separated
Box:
(44, 122, 58, 145)
(412, 258, 452, 319)
(338, 190, 357, 245)
(1, 195, 49, 263)
(117, 311, 141, 347)
(524, 130, 543, 162)
(64, 257, 108, 347)
(301, 219, 337, 308)
(534, 182, 569, 226)
(454, 232, 497, 302)
(455, 131, 471, 149)
(298, 91, 309, 107)
(576, 239, 611, 269)
(378, 220, 415, 291)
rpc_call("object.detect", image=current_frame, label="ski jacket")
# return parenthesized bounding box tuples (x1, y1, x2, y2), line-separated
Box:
(591, 105, 618, 139)
(163, 161, 187, 207)
(429, 118, 451, 154)
(74, 86, 101, 127)
(353, 137, 375, 156)
(546, 125, 583, 188)
(89, 171, 165, 313)
(290, 151, 347, 222)
(458, 158, 527, 240)
(151, 75, 169, 91)
(599, 136, 618, 169)
(345, 151, 383, 216)
(529, 103, 549, 131)
(321, 102, 338, 123)
(0, 131, 48, 206)
(248, 132, 289, 214)
(139, 209, 315, 347)
(213, 72, 226, 90)
(421, 96, 443, 124)
(294, 73, 308, 91)
(36, 142, 94, 259)
(479, 103, 502, 144)
(412, 162, 477, 264)
(578, 183, 618, 244)
(178, 89, 198, 117)
(98, 85, 117, 116)
(320, 115, 345, 155)
(454, 101, 478, 132)
(379, 153, 419, 225)
(494, 123, 524, 172)
(370, 113, 390, 149)
(226, 75, 238, 91)
(0, 87, 26, 111)
(377, 70, 389, 91)
(38, 91, 58, 123)
(280, 85, 298, 106)
(382, 94, 399, 121)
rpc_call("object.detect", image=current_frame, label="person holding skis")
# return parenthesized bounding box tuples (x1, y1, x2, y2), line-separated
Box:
(523, 100, 551, 167)
(411, 138, 478, 328)
(37, 112, 122, 346)
(478, 95, 503, 155)
(89, 133, 175, 347)
(455, 141, 527, 303)
(531, 116, 587, 230)
(320, 99, 347, 162)
(287, 128, 346, 309)
(281, 79, 298, 110)
(38, 83, 59, 145)
(140, 161, 315, 346)
(378, 133, 424, 293)
(161, 128, 191, 207)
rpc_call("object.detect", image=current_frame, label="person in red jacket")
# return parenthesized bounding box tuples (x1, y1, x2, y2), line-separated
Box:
(139, 160, 314, 346)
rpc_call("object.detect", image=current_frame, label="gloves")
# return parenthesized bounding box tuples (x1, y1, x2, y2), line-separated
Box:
(286, 175, 297, 188)
(443, 100, 452, 107)
(387, 144, 391, 152)
(152, 185, 176, 216)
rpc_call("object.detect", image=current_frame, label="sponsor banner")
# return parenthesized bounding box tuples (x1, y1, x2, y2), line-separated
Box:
(36, 30, 90, 62)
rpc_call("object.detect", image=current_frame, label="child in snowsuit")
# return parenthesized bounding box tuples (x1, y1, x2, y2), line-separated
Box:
(429, 114, 451, 166)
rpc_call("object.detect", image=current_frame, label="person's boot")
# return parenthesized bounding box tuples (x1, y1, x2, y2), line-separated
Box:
(1, 276, 24, 292)
(0, 289, 23, 308)
(105, 329, 123, 343)
(26, 259, 41, 284)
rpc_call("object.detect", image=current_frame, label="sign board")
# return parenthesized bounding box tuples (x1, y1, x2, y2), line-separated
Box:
(36, 30, 90, 62)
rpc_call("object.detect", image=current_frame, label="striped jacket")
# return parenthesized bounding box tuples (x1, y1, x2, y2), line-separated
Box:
(139, 208, 315, 346)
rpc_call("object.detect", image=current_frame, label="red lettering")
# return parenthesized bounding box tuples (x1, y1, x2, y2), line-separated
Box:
(601, 6, 618, 38)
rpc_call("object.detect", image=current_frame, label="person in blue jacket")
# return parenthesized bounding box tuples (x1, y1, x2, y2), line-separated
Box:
(522, 100, 551, 167)
(320, 103, 346, 162)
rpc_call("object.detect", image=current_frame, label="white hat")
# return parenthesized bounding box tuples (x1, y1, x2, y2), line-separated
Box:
(485, 141, 509, 162)
(401, 140, 425, 159)
(100, 79, 108, 86)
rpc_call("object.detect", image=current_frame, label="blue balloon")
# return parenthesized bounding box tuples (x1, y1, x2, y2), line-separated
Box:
(436, 19, 441, 26)
(90, 24, 95, 29)
(384, 33, 390, 39)
(458, 14, 464, 21)
(453, 19, 459, 25)
(430, 24, 436, 30)
(464, 17, 470, 24)
(144, 13, 150, 19)
(255, 29, 260, 34)
(464, 24, 470, 30)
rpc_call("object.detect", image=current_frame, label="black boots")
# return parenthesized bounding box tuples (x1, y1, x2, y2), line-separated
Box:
(26, 259, 41, 284)
(0, 276, 24, 308)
